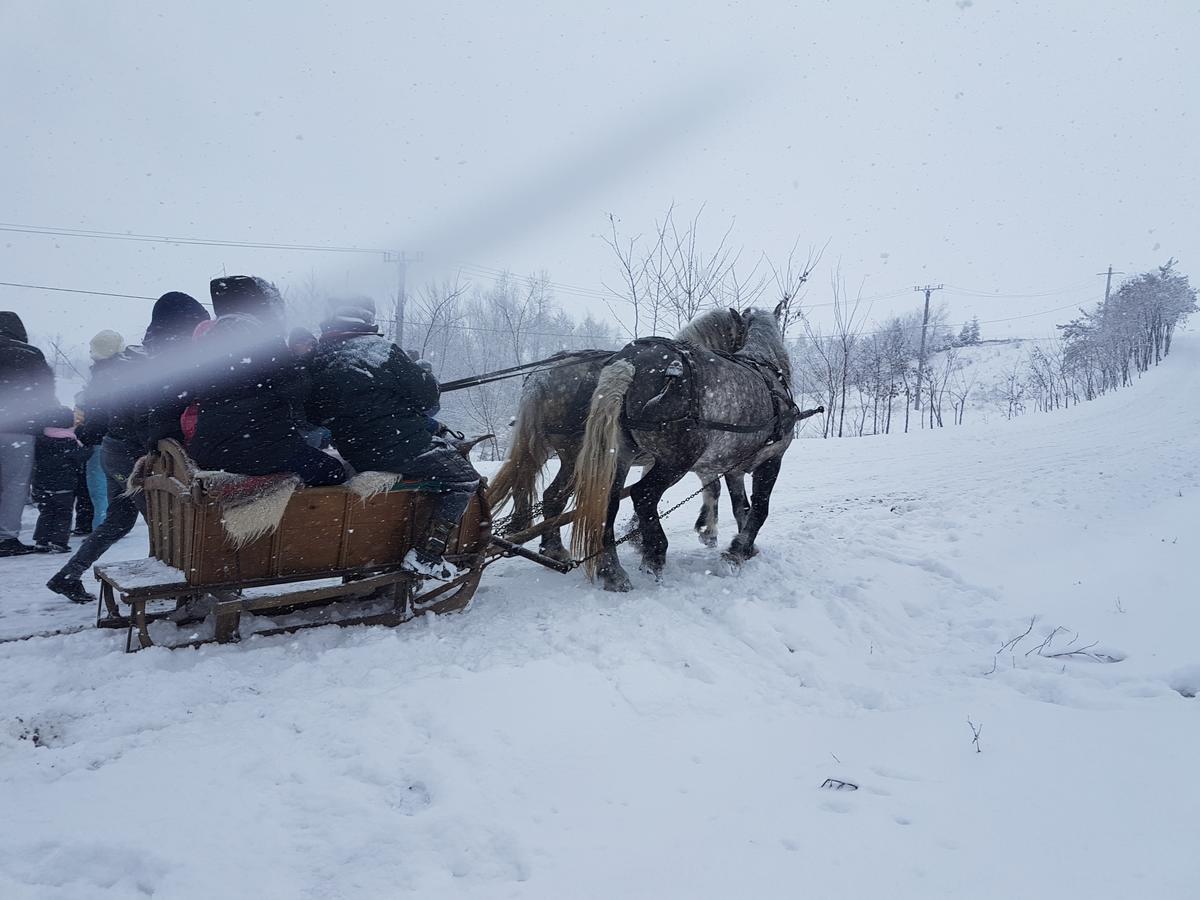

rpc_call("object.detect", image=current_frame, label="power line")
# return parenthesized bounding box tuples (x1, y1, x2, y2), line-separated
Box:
(1, 279, 1091, 342)
(1, 220, 1098, 312)
(0, 280, 158, 301)
(0, 222, 386, 256)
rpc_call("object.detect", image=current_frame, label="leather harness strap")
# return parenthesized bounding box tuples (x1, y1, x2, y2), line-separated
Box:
(621, 337, 798, 441)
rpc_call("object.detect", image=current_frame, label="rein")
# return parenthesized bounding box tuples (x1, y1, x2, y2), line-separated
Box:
(438, 349, 615, 393)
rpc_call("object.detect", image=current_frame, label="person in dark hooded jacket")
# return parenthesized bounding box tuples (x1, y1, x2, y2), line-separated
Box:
(0, 311, 72, 556)
(308, 297, 480, 579)
(179, 276, 345, 485)
(47, 292, 209, 603)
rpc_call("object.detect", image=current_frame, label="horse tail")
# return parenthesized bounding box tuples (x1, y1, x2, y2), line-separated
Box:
(571, 360, 635, 576)
(488, 391, 551, 518)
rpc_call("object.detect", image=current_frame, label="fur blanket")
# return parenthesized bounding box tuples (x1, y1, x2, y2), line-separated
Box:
(195, 470, 301, 548)
(347, 470, 405, 501)
(127, 454, 301, 549)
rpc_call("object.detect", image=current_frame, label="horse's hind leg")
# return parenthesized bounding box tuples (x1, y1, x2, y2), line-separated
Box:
(596, 460, 633, 592)
(631, 462, 688, 580)
(694, 476, 721, 547)
(511, 480, 533, 532)
(725, 456, 782, 564)
(538, 453, 575, 563)
(725, 472, 750, 533)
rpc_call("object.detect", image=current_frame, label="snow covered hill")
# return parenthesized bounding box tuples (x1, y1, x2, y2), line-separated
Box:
(1, 338, 1198, 899)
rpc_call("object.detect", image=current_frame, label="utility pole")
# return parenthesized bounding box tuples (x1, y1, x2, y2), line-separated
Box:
(1096, 265, 1125, 304)
(912, 284, 943, 411)
(385, 251, 422, 350)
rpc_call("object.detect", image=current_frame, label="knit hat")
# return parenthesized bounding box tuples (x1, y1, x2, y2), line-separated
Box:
(322, 296, 378, 333)
(88, 329, 125, 361)
(210, 275, 285, 321)
(143, 292, 210, 350)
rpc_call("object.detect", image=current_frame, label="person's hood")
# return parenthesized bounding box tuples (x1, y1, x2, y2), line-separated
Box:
(0, 311, 28, 342)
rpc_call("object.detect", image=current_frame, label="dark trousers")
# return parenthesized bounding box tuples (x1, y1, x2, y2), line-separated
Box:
(56, 438, 146, 580)
(32, 437, 84, 546)
(398, 441, 481, 523)
(74, 448, 95, 531)
(285, 442, 347, 487)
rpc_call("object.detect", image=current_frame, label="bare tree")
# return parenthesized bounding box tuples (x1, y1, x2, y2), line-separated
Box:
(411, 274, 470, 370)
(768, 238, 826, 338)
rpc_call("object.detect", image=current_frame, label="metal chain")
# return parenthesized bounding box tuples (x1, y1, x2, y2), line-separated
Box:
(564, 465, 745, 571)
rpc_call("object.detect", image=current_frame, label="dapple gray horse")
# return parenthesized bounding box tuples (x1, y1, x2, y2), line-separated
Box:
(570, 303, 795, 591)
(488, 308, 750, 561)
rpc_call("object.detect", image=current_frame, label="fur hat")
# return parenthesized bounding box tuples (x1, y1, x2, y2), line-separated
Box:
(210, 275, 285, 321)
(322, 296, 378, 332)
(88, 329, 125, 361)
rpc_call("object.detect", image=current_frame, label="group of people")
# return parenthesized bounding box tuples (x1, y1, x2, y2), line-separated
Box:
(0, 275, 481, 605)
(0, 311, 94, 557)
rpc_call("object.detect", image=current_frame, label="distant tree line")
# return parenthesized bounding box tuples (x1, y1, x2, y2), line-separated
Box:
(1053, 260, 1197, 405)
(792, 286, 980, 437)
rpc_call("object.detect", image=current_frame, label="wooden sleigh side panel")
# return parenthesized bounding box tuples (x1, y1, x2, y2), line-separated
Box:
(143, 440, 487, 588)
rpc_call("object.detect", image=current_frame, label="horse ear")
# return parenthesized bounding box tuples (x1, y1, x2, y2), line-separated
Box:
(728, 307, 743, 326)
(773, 299, 787, 320)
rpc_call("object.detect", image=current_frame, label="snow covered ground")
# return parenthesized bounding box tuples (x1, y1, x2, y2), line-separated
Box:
(1, 338, 1198, 899)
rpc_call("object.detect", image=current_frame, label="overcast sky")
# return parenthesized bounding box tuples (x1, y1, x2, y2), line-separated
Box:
(2, 1, 1196, 350)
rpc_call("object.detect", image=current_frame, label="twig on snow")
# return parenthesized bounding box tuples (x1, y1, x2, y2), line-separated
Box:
(967, 717, 983, 753)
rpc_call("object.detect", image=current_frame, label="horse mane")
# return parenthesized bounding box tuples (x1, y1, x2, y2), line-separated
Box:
(674, 308, 737, 351)
(739, 308, 793, 384)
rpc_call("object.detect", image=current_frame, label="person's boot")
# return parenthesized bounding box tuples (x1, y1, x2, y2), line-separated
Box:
(402, 519, 463, 581)
(34, 542, 71, 554)
(46, 572, 96, 604)
(0, 538, 38, 557)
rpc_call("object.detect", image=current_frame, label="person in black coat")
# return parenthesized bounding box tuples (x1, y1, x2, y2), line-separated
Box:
(308, 297, 480, 579)
(47, 292, 210, 603)
(177, 276, 346, 486)
(30, 432, 88, 552)
(0, 311, 72, 556)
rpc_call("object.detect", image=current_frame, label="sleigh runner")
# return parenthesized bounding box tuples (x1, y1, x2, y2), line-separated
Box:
(95, 440, 492, 650)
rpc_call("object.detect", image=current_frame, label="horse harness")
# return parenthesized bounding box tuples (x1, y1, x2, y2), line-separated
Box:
(621, 337, 800, 443)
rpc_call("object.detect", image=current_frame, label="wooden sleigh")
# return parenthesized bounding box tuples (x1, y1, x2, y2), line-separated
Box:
(95, 440, 492, 651)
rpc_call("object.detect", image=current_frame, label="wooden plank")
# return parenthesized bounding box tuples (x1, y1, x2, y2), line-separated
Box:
(276, 490, 348, 575)
(237, 570, 412, 614)
(213, 597, 241, 644)
(342, 491, 415, 569)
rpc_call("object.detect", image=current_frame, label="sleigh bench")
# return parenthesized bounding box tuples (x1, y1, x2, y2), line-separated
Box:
(95, 440, 490, 651)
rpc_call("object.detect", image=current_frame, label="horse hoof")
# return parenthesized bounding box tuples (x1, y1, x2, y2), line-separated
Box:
(697, 530, 717, 548)
(639, 560, 664, 582)
(600, 569, 633, 592)
(722, 545, 757, 566)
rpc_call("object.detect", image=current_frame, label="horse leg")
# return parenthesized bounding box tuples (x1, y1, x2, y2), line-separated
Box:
(631, 462, 688, 580)
(511, 475, 532, 533)
(596, 459, 633, 592)
(538, 454, 574, 563)
(694, 475, 721, 547)
(725, 472, 751, 533)
(724, 456, 782, 564)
